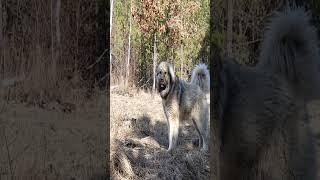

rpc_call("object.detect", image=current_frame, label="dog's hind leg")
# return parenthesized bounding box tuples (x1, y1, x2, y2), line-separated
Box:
(192, 118, 203, 148)
(192, 106, 209, 151)
(203, 106, 209, 151)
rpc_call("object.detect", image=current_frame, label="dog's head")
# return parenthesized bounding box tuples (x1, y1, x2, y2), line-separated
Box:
(156, 61, 176, 99)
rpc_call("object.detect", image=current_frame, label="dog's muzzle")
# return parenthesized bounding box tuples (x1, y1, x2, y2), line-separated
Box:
(159, 79, 167, 92)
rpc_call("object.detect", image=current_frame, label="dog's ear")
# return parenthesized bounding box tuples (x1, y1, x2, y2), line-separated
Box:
(168, 63, 176, 83)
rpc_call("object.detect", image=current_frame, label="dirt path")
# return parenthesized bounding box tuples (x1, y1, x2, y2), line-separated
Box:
(0, 94, 107, 180)
(110, 90, 210, 179)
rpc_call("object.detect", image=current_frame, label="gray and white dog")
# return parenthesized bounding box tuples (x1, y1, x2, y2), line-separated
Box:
(214, 8, 320, 180)
(156, 61, 210, 152)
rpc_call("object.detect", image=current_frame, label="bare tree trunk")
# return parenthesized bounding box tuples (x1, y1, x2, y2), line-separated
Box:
(54, 0, 61, 82)
(56, 0, 61, 50)
(50, 0, 60, 83)
(227, 0, 233, 57)
(110, 0, 114, 85)
(210, 0, 222, 179)
(180, 44, 184, 79)
(152, 33, 157, 92)
(75, 1, 80, 73)
(126, 0, 132, 88)
(0, 0, 3, 77)
(0, 0, 2, 44)
(51, 0, 54, 72)
(0, 0, 3, 66)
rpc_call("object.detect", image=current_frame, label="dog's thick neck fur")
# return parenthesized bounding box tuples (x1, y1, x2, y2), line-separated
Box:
(162, 75, 180, 101)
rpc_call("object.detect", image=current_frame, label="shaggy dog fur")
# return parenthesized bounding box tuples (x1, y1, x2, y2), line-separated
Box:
(156, 62, 210, 152)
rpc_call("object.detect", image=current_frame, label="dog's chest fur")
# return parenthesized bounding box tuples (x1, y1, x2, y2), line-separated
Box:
(162, 79, 204, 121)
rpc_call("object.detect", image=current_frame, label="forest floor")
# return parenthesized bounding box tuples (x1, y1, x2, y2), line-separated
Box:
(110, 89, 210, 179)
(110, 88, 320, 180)
(1, 88, 319, 180)
(0, 92, 107, 180)
(308, 100, 320, 179)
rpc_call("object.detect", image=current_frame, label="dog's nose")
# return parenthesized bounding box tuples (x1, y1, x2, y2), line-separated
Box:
(160, 78, 164, 82)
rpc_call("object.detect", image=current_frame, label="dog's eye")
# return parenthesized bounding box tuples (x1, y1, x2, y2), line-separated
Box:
(164, 72, 167, 75)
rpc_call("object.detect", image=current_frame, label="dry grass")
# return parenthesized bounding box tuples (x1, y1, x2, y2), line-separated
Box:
(0, 90, 107, 180)
(0, 2, 107, 179)
(307, 100, 320, 179)
(110, 89, 210, 179)
(110, 88, 320, 179)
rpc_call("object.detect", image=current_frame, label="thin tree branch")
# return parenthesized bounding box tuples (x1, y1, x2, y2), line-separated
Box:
(86, 48, 108, 70)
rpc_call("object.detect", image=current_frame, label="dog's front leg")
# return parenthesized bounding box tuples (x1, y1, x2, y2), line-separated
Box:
(166, 109, 180, 152)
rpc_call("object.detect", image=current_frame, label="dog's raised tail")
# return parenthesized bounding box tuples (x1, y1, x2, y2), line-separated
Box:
(258, 8, 320, 100)
(191, 63, 210, 95)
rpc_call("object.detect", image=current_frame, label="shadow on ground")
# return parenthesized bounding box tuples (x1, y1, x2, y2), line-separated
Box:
(111, 113, 210, 179)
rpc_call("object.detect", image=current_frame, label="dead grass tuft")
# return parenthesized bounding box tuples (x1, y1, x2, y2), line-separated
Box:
(111, 140, 136, 180)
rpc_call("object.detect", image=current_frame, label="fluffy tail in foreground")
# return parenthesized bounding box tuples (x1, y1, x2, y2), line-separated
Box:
(258, 8, 320, 101)
(191, 63, 210, 94)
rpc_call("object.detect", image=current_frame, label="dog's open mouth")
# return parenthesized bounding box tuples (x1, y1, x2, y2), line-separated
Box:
(159, 82, 167, 92)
